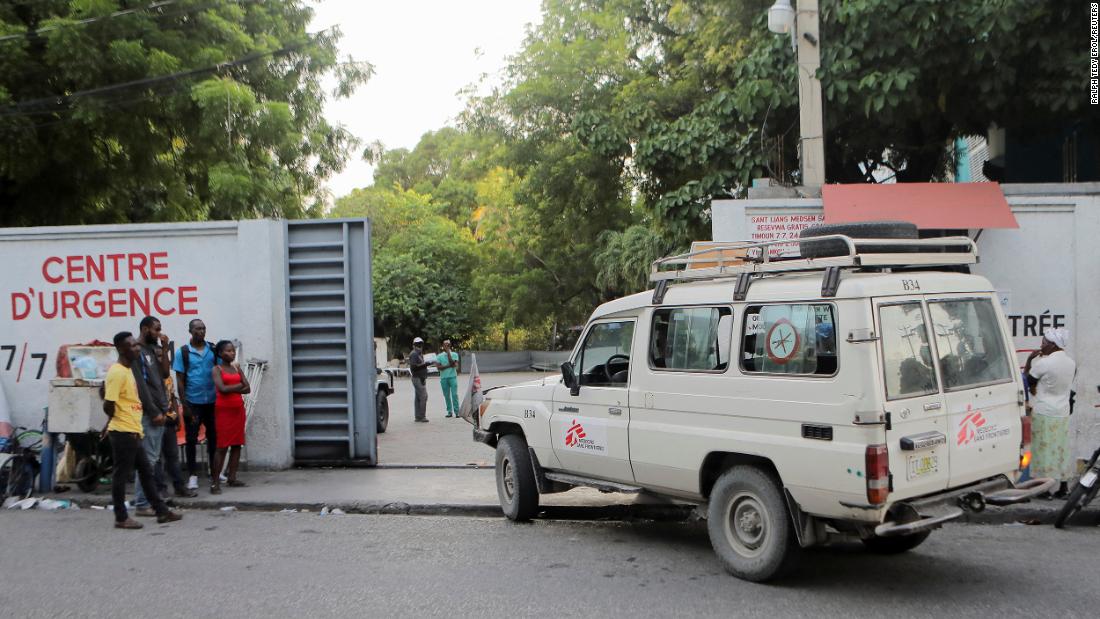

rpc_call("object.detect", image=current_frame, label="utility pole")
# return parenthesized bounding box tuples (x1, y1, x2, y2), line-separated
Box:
(795, 0, 825, 188)
(768, 0, 826, 189)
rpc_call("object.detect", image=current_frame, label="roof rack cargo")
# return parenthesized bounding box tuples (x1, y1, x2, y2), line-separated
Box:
(649, 235, 978, 301)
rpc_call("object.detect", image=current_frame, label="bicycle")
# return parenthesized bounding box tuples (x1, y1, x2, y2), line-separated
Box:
(1054, 445, 1100, 529)
(0, 427, 43, 502)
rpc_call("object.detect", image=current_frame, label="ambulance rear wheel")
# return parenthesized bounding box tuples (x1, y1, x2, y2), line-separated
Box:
(707, 466, 799, 582)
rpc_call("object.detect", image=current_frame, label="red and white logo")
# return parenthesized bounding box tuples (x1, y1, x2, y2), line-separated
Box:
(565, 419, 586, 447)
(765, 318, 801, 365)
(957, 406, 987, 446)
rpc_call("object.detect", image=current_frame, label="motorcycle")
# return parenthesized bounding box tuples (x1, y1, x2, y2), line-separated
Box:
(1054, 445, 1100, 529)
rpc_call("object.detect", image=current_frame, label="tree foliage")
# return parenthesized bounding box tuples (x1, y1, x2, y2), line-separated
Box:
(341, 1, 1092, 346)
(0, 0, 370, 225)
(473, 0, 1090, 246)
(448, 0, 1092, 299)
(332, 183, 483, 346)
(371, 216, 481, 347)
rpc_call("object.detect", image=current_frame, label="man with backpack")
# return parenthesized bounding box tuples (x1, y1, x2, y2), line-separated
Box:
(173, 319, 218, 491)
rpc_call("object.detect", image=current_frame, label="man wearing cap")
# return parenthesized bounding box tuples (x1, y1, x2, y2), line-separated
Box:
(1025, 328, 1076, 496)
(409, 337, 430, 423)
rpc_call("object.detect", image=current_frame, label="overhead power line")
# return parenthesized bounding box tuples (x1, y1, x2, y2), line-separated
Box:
(0, 28, 334, 118)
(0, 0, 263, 44)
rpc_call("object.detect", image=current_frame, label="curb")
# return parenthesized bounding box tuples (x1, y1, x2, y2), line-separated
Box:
(60, 494, 1099, 526)
(65, 495, 698, 521)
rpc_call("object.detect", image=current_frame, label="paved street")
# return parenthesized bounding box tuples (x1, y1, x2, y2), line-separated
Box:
(1, 509, 1096, 618)
(377, 371, 550, 466)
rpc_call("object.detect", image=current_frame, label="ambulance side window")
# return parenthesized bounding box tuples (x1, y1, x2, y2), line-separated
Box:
(740, 304, 837, 376)
(649, 307, 732, 372)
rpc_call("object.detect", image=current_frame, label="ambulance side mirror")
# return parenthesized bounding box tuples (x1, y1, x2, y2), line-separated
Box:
(561, 362, 580, 396)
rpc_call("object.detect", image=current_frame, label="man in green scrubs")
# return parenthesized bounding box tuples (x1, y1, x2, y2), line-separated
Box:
(436, 339, 461, 418)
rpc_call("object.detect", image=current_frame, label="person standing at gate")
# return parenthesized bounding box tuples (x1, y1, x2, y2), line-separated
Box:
(210, 340, 250, 495)
(435, 339, 461, 418)
(1025, 328, 1076, 497)
(134, 317, 196, 516)
(173, 319, 218, 490)
(409, 337, 430, 423)
(157, 340, 193, 498)
(104, 331, 181, 529)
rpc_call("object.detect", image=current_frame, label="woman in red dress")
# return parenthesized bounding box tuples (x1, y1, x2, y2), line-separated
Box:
(210, 340, 250, 494)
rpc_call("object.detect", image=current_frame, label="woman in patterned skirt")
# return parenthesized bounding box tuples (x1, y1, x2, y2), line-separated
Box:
(1025, 328, 1076, 497)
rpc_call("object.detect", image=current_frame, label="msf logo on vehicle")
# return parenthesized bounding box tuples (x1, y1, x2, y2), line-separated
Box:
(565, 419, 586, 447)
(563, 419, 606, 453)
(956, 405, 1011, 446)
(957, 409, 986, 446)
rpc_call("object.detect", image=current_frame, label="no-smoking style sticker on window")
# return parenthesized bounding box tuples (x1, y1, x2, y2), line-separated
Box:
(765, 318, 801, 364)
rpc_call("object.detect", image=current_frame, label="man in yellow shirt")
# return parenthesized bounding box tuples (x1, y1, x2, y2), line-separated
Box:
(104, 331, 181, 530)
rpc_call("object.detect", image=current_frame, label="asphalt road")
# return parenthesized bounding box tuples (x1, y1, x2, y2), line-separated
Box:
(1, 509, 1096, 618)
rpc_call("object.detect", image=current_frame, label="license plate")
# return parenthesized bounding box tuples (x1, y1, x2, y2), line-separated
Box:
(907, 453, 939, 480)
(1081, 471, 1098, 488)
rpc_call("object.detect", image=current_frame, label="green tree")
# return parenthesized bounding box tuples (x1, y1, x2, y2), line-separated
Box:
(477, 0, 1092, 246)
(371, 215, 481, 347)
(371, 127, 503, 225)
(0, 0, 370, 225)
(329, 185, 436, 248)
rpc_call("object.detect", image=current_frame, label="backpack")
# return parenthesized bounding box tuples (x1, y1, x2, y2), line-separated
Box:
(180, 341, 218, 373)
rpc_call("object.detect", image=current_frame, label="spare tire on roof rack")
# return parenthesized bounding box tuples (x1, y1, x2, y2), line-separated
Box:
(798, 221, 919, 259)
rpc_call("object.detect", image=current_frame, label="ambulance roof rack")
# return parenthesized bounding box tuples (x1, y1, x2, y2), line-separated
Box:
(649, 235, 978, 300)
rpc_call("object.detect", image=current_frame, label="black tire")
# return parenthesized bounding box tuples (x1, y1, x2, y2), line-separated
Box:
(3, 456, 33, 500)
(1054, 478, 1099, 529)
(861, 531, 931, 554)
(495, 434, 539, 521)
(707, 466, 799, 582)
(799, 221, 919, 259)
(376, 390, 389, 434)
(74, 457, 99, 493)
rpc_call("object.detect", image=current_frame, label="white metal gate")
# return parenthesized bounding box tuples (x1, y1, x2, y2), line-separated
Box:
(284, 220, 376, 463)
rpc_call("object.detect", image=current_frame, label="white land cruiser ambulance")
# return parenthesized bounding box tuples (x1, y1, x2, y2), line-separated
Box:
(471, 222, 1055, 582)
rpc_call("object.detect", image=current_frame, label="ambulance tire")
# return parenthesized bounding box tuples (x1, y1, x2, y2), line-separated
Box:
(376, 390, 389, 434)
(861, 531, 931, 554)
(799, 221, 919, 258)
(495, 434, 539, 522)
(707, 466, 799, 582)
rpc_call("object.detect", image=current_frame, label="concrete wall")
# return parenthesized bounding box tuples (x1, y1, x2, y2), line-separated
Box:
(0, 220, 293, 469)
(457, 351, 571, 373)
(711, 183, 1100, 459)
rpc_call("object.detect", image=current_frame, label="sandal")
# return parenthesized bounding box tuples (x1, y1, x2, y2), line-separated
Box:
(210, 484, 222, 495)
(226, 480, 247, 488)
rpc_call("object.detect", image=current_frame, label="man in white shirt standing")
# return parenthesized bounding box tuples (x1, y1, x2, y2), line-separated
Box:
(1025, 327, 1076, 496)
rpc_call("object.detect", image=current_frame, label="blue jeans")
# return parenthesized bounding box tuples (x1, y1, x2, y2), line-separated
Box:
(134, 416, 165, 509)
(440, 375, 459, 414)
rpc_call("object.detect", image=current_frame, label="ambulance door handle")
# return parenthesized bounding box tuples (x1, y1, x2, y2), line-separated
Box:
(924, 402, 942, 411)
(608, 407, 622, 416)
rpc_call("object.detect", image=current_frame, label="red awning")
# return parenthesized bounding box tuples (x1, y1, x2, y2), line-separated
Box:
(821, 182, 1018, 229)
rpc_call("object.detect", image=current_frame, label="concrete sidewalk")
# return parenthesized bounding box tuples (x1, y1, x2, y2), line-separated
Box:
(53, 467, 691, 520)
(50, 467, 1099, 526)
